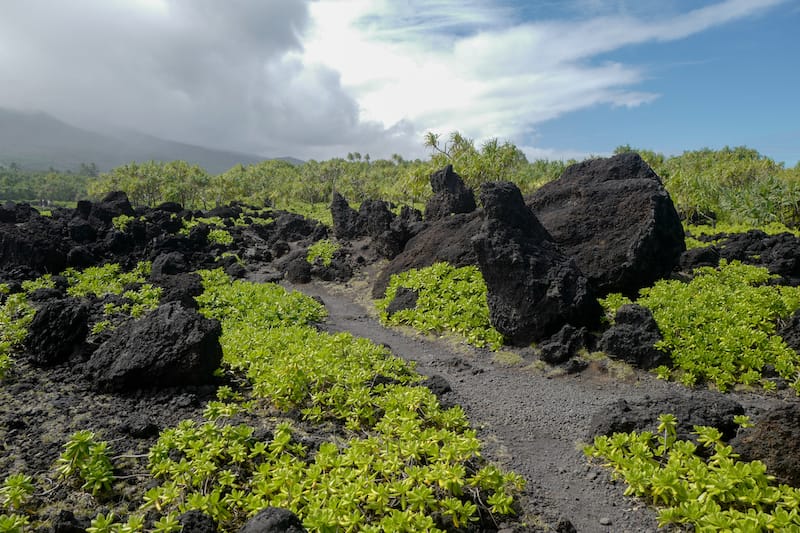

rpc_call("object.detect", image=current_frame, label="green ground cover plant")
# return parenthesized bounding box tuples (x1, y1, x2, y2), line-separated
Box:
(130, 268, 526, 531)
(376, 263, 504, 350)
(684, 221, 800, 249)
(2, 268, 526, 531)
(306, 239, 339, 267)
(0, 285, 34, 380)
(601, 260, 800, 393)
(585, 414, 800, 531)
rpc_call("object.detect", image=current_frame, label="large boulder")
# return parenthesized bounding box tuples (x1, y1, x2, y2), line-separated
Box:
(473, 181, 600, 345)
(373, 205, 424, 260)
(731, 404, 800, 486)
(424, 165, 476, 220)
(330, 192, 364, 239)
(85, 302, 222, 392)
(599, 304, 671, 370)
(588, 391, 745, 443)
(24, 298, 90, 367)
(372, 211, 481, 298)
(0, 216, 69, 275)
(88, 190, 135, 227)
(528, 152, 685, 296)
(358, 199, 394, 237)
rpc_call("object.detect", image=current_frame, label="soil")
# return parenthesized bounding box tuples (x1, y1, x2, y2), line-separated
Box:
(279, 267, 787, 533)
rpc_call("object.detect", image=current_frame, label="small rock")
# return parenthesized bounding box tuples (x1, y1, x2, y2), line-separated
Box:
(599, 517, 612, 526)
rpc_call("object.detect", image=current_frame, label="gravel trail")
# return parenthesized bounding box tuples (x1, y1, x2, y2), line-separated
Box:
(285, 279, 686, 532)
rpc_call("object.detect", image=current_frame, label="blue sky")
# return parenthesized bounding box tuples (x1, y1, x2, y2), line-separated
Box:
(531, 1, 800, 165)
(0, 0, 797, 165)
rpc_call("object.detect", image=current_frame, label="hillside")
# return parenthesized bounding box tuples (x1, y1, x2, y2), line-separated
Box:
(0, 107, 288, 174)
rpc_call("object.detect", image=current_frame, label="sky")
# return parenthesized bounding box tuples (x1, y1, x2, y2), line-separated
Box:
(0, 0, 798, 165)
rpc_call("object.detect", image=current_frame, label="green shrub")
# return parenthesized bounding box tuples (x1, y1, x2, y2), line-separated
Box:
(585, 414, 800, 531)
(606, 260, 800, 393)
(207, 228, 233, 246)
(376, 263, 504, 350)
(175, 268, 525, 530)
(306, 239, 339, 267)
(0, 291, 35, 380)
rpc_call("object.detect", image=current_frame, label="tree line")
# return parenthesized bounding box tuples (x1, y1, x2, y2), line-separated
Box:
(2, 133, 799, 227)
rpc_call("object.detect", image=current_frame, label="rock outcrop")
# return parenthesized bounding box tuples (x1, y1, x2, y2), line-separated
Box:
(588, 392, 745, 442)
(473, 181, 600, 344)
(599, 304, 671, 370)
(24, 298, 90, 367)
(330, 192, 363, 239)
(85, 302, 222, 391)
(372, 211, 481, 298)
(424, 165, 477, 221)
(528, 152, 685, 296)
(732, 404, 800, 486)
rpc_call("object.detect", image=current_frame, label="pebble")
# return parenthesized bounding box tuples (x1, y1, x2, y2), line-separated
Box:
(599, 517, 612, 526)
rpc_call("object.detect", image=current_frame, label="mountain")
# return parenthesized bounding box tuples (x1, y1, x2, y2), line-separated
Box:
(0, 108, 285, 174)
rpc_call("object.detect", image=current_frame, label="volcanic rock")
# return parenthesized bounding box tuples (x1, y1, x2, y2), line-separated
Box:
(528, 152, 685, 296)
(24, 298, 90, 367)
(588, 391, 745, 442)
(0, 201, 38, 223)
(372, 211, 481, 298)
(385, 287, 419, 317)
(359, 199, 394, 237)
(599, 304, 671, 370)
(156, 272, 204, 309)
(85, 302, 222, 392)
(719, 230, 800, 284)
(679, 245, 720, 271)
(538, 324, 587, 365)
(473, 181, 600, 344)
(424, 165, 476, 220)
(731, 404, 800, 486)
(0, 216, 69, 275)
(331, 192, 363, 239)
(179, 510, 218, 533)
(238, 507, 306, 533)
(89, 190, 135, 226)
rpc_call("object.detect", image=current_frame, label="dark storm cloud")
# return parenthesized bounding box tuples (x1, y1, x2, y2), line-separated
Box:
(0, 0, 417, 159)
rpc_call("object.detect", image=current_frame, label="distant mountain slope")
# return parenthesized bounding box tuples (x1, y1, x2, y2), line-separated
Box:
(0, 108, 283, 174)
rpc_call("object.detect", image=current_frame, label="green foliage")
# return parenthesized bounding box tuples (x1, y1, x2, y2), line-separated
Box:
(422, 132, 558, 195)
(609, 260, 800, 393)
(207, 228, 234, 246)
(20, 274, 55, 293)
(196, 268, 326, 328)
(89, 160, 209, 208)
(376, 263, 504, 350)
(56, 431, 115, 496)
(619, 145, 800, 226)
(585, 414, 800, 531)
(112, 214, 139, 232)
(306, 239, 339, 267)
(598, 293, 633, 324)
(0, 474, 34, 512)
(65, 261, 152, 298)
(0, 513, 28, 533)
(177, 268, 524, 530)
(0, 291, 35, 380)
(65, 262, 161, 326)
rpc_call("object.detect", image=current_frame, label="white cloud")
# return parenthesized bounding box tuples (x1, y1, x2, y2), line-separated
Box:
(302, 0, 785, 157)
(0, 0, 787, 161)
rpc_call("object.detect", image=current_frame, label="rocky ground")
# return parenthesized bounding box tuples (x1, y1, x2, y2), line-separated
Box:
(281, 272, 791, 533)
(3, 153, 800, 531)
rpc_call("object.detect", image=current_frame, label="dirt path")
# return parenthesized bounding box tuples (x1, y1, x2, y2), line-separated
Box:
(283, 279, 686, 532)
